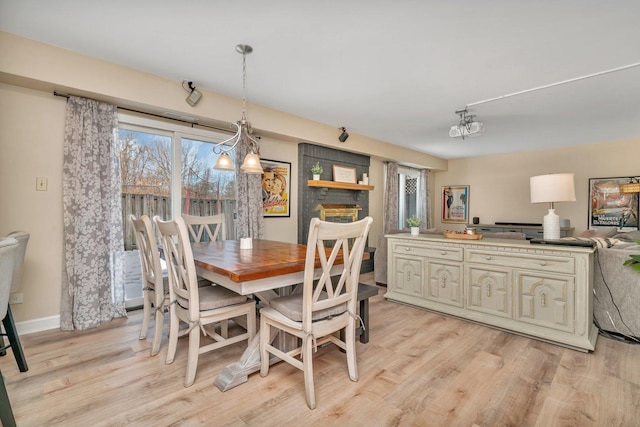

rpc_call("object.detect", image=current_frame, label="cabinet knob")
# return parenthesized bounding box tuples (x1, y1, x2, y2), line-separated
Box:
(540, 261, 547, 266)
(485, 255, 492, 260)
(405, 247, 410, 251)
(441, 251, 447, 255)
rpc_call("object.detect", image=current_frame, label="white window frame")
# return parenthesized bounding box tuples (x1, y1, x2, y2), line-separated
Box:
(118, 113, 232, 218)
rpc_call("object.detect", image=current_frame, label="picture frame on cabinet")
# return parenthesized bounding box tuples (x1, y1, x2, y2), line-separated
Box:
(588, 176, 639, 230)
(442, 185, 469, 223)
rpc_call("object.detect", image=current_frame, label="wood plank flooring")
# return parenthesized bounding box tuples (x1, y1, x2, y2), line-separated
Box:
(2, 272, 639, 426)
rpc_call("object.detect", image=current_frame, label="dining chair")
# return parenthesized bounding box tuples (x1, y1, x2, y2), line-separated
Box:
(183, 214, 227, 288)
(154, 215, 256, 387)
(0, 233, 28, 372)
(129, 215, 169, 356)
(182, 214, 226, 243)
(259, 216, 373, 409)
(0, 238, 19, 427)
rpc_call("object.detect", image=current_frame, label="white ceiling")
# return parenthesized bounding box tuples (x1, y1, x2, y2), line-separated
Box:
(1, 0, 639, 159)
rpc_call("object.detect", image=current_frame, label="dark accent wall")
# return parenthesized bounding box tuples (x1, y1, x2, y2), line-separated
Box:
(297, 143, 370, 245)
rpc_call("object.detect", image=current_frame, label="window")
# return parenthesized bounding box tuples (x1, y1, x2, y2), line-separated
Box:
(398, 166, 420, 229)
(117, 114, 237, 306)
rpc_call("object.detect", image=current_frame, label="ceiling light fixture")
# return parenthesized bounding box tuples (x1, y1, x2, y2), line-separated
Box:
(449, 108, 484, 139)
(182, 81, 202, 106)
(338, 127, 349, 142)
(213, 44, 263, 174)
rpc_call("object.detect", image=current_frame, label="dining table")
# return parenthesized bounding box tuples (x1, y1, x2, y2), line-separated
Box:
(191, 238, 352, 391)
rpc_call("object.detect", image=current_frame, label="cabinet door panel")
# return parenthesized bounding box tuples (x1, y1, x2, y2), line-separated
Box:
(466, 265, 511, 318)
(516, 271, 574, 332)
(426, 261, 463, 307)
(392, 255, 424, 297)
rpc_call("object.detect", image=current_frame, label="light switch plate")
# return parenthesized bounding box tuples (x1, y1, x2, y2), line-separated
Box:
(36, 177, 48, 191)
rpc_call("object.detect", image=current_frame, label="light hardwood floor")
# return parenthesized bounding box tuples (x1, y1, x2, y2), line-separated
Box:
(2, 272, 639, 426)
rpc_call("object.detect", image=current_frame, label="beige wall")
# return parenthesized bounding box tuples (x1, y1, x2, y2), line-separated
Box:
(0, 84, 66, 325)
(433, 139, 640, 234)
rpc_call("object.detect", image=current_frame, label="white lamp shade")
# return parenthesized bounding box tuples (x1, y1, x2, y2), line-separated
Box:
(213, 152, 235, 171)
(530, 173, 576, 203)
(240, 152, 264, 174)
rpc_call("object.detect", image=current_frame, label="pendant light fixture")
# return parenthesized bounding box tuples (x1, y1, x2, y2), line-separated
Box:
(213, 44, 263, 174)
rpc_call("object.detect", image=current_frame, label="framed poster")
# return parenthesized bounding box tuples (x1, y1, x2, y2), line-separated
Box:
(261, 159, 291, 217)
(442, 185, 469, 223)
(589, 176, 639, 230)
(332, 165, 357, 183)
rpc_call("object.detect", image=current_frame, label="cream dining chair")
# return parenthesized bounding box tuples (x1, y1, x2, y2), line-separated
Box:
(182, 214, 226, 243)
(259, 216, 373, 409)
(0, 232, 29, 372)
(154, 215, 256, 387)
(129, 215, 169, 356)
(183, 214, 226, 288)
(0, 237, 19, 427)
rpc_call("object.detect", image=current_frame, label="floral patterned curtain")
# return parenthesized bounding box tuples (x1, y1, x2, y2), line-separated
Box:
(383, 161, 399, 233)
(419, 168, 432, 229)
(60, 96, 126, 331)
(235, 140, 264, 239)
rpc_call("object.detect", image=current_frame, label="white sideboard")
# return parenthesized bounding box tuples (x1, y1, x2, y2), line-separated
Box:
(385, 234, 597, 351)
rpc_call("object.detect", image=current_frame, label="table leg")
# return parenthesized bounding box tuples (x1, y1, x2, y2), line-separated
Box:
(214, 289, 295, 392)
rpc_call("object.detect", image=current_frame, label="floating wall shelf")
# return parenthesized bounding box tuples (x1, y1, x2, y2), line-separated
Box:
(307, 180, 374, 191)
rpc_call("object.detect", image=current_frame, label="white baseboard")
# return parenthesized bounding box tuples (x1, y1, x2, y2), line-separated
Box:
(15, 315, 61, 335)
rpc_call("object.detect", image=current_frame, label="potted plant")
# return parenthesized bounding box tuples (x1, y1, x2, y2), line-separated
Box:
(406, 215, 422, 236)
(310, 162, 323, 180)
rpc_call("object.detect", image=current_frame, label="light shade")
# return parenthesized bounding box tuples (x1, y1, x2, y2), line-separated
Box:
(214, 152, 234, 171)
(240, 152, 264, 174)
(530, 173, 576, 203)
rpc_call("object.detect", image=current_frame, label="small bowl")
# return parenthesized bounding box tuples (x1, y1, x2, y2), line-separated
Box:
(466, 228, 477, 235)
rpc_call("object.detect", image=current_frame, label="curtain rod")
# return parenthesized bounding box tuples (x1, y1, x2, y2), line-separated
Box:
(53, 91, 233, 134)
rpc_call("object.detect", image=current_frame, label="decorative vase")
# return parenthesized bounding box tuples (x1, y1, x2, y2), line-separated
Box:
(410, 227, 419, 236)
(313, 174, 320, 180)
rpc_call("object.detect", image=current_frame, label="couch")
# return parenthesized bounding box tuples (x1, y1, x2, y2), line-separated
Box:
(592, 231, 640, 340)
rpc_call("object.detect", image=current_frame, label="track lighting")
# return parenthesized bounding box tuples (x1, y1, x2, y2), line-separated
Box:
(338, 127, 349, 142)
(182, 81, 202, 107)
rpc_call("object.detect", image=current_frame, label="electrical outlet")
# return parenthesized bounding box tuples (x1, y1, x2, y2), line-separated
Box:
(36, 177, 48, 191)
(9, 293, 23, 304)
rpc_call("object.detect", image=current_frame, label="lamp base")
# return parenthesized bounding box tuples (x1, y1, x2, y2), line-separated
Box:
(543, 208, 560, 240)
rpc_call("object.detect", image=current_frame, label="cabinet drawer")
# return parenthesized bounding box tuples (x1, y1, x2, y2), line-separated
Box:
(392, 241, 463, 262)
(465, 249, 574, 274)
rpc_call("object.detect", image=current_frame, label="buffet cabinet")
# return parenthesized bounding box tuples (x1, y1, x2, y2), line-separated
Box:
(385, 234, 598, 351)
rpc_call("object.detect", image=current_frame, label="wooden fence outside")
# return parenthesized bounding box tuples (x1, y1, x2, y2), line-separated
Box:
(122, 193, 237, 250)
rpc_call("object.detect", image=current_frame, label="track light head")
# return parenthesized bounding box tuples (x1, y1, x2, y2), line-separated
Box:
(338, 127, 349, 142)
(182, 80, 202, 107)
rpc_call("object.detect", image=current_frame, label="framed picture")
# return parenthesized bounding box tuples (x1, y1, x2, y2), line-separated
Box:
(588, 176, 639, 230)
(261, 159, 291, 217)
(442, 185, 469, 223)
(332, 165, 357, 183)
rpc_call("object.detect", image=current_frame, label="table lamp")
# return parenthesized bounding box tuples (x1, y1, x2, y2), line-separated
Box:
(530, 173, 576, 240)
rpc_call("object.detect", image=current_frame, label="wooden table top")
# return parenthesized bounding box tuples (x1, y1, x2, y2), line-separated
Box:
(192, 239, 314, 283)
(192, 239, 368, 283)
